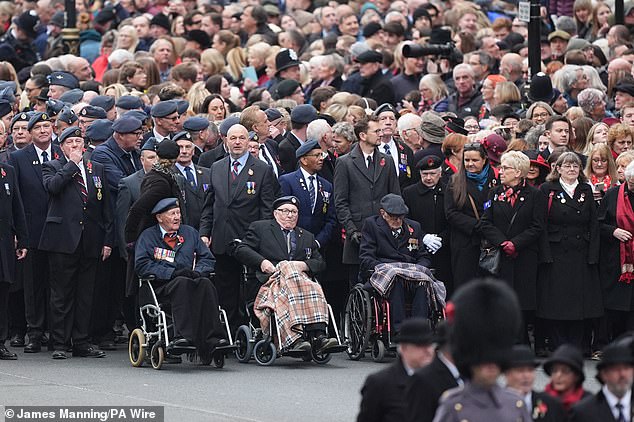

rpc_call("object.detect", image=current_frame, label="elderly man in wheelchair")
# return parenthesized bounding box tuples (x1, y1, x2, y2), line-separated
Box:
(233, 196, 340, 356)
(134, 198, 229, 363)
(359, 194, 440, 332)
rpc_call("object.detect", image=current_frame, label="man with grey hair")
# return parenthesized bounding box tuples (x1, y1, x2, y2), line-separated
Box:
(108, 49, 134, 70)
(397, 113, 423, 153)
(447, 64, 484, 118)
(307, 119, 336, 182)
(578, 88, 609, 121)
(557, 64, 587, 107)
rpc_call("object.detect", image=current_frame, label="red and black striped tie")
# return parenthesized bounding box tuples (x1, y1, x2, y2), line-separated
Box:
(75, 172, 87, 204)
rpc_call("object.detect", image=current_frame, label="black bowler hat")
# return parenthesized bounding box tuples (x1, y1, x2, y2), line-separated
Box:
(544, 344, 585, 383)
(183, 116, 209, 131)
(416, 154, 442, 171)
(150, 13, 171, 31)
(90, 95, 115, 112)
(296, 140, 321, 159)
(355, 50, 383, 64)
(156, 139, 180, 159)
(273, 195, 300, 209)
(394, 318, 434, 345)
(57, 107, 78, 125)
(445, 116, 469, 136)
(58, 127, 83, 144)
(80, 105, 107, 119)
(151, 197, 179, 214)
(86, 119, 114, 143)
(275, 49, 301, 76)
(507, 345, 539, 369)
(615, 81, 634, 98)
(116, 95, 144, 110)
(597, 341, 634, 371)
(380, 193, 409, 215)
(112, 116, 142, 134)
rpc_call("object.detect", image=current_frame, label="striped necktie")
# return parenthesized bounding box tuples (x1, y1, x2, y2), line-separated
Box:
(74, 172, 87, 204)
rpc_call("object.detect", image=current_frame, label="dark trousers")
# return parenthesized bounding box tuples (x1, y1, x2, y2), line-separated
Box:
(606, 310, 634, 342)
(156, 276, 223, 350)
(90, 254, 127, 342)
(48, 240, 98, 351)
(24, 249, 49, 341)
(0, 282, 9, 343)
(214, 253, 242, 334)
(550, 319, 585, 350)
(389, 280, 428, 331)
(9, 289, 26, 338)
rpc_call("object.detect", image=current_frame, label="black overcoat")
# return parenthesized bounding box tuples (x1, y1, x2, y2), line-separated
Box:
(0, 163, 28, 284)
(356, 357, 411, 422)
(406, 354, 459, 422)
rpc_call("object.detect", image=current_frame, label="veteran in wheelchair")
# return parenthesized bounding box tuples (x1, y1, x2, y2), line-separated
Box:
(131, 197, 231, 368)
(233, 196, 343, 363)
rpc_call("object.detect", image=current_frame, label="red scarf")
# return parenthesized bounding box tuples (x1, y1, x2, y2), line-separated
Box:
(444, 158, 457, 173)
(612, 149, 620, 160)
(616, 183, 634, 283)
(544, 383, 585, 411)
(591, 174, 612, 192)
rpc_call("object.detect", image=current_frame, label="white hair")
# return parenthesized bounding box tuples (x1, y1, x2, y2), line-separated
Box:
(625, 160, 634, 180)
(397, 113, 422, 137)
(453, 63, 474, 79)
(108, 49, 135, 67)
(306, 119, 332, 141)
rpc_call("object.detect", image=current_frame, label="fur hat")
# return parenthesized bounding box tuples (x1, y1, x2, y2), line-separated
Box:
(447, 278, 521, 378)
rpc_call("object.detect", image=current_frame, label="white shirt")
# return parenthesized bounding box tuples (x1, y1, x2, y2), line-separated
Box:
(153, 127, 170, 143)
(258, 143, 278, 177)
(300, 167, 318, 211)
(382, 138, 399, 175)
(363, 151, 374, 168)
(65, 157, 87, 188)
(603, 385, 631, 422)
(33, 144, 52, 164)
(175, 162, 197, 186)
(523, 392, 532, 414)
(438, 352, 463, 387)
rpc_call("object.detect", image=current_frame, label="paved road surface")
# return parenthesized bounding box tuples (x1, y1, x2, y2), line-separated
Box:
(0, 348, 601, 421)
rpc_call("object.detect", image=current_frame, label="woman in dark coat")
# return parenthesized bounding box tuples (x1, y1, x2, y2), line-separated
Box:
(597, 160, 634, 341)
(444, 142, 498, 288)
(479, 151, 546, 343)
(538, 152, 602, 351)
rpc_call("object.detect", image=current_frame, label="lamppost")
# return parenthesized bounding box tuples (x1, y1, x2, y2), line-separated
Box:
(61, 1, 80, 55)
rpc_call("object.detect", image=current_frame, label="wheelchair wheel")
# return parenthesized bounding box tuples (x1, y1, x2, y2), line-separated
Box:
(234, 325, 253, 363)
(129, 329, 146, 367)
(311, 348, 332, 365)
(344, 285, 372, 360)
(213, 353, 225, 368)
(253, 339, 276, 366)
(150, 343, 164, 370)
(371, 339, 386, 363)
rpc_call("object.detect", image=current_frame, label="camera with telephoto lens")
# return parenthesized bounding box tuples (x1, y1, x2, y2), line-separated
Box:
(402, 42, 456, 59)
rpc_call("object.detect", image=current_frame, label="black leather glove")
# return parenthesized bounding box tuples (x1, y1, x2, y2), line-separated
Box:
(350, 231, 362, 245)
(173, 269, 197, 279)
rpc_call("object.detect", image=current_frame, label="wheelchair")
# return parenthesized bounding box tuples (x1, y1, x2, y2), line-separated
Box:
(128, 275, 235, 370)
(233, 266, 347, 366)
(343, 274, 445, 363)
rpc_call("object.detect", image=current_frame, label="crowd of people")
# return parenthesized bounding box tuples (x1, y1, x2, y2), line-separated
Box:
(2, 0, 634, 418)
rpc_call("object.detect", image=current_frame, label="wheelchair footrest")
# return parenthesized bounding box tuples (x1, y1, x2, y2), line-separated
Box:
(323, 345, 347, 354)
(166, 345, 197, 355)
(214, 344, 238, 352)
(285, 349, 311, 358)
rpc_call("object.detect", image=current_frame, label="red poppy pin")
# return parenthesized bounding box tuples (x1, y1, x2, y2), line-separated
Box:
(379, 158, 386, 167)
(0, 168, 5, 178)
(86, 161, 93, 173)
(445, 301, 455, 323)
(408, 225, 414, 234)
(427, 158, 434, 167)
(53, 152, 60, 160)
(177, 235, 184, 244)
(533, 400, 548, 419)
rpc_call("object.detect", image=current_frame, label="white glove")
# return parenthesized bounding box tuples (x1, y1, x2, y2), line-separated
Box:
(423, 234, 442, 254)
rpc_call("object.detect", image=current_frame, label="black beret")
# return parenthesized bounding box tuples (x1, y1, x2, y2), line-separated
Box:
(112, 116, 142, 134)
(46, 99, 65, 117)
(415, 154, 442, 171)
(355, 50, 383, 64)
(80, 105, 107, 119)
(142, 137, 158, 151)
(27, 112, 50, 131)
(156, 139, 180, 159)
(90, 95, 116, 112)
(10, 112, 31, 130)
(394, 318, 434, 345)
(295, 140, 321, 158)
(362, 22, 382, 38)
(265, 108, 283, 121)
(373, 103, 397, 118)
(116, 95, 144, 110)
(58, 126, 83, 144)
(57, 107, 78, 125)
(86, 119, 114, 142)
(59, 88, 84, 104)
(274, 79, 301, 100)
(151, 100, 178, 118)
(273, 195, 300, 209)
(183, 116, 209, 131)
(47, 71, 79, 89)
(172, 130, 193, 143)
(380, 193, 409, 215)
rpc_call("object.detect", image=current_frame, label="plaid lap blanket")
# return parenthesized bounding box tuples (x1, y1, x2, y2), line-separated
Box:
(254, 261, 329, 350)
(369, 263, 447, 307)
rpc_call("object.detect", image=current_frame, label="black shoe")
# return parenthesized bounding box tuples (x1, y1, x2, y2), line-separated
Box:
(98, 340, 117, 351)
(289, 340, 311, 353)
(0, 346, 17, 360)
(9, 334, 25, 347)
(40, 335, 49, 346)
(72, 347, 106, 358)
(171, 338, 193, 348)
(314, 337, 338, 354)
(52, 350, 67, 360)
(24, 341, 42, 353)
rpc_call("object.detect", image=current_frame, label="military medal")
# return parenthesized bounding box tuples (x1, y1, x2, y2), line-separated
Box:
(305, 248, 312, 259)
(579, 193, 585, 202)
(97, 189, 102, 201)
(407, 238, 419, 251)
(246, 181, 256, 194)
(248, 169, 254, 176)
(406, 166, 411, 178)
(4, 183, 10, 195)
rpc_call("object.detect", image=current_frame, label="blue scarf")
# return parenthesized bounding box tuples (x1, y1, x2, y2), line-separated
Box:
(466, 164, 490, 191)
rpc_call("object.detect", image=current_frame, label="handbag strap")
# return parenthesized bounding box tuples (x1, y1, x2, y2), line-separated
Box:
(468, 194, 480, 220)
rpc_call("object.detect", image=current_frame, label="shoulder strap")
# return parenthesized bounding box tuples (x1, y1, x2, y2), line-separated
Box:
(468, 194, 480, 220)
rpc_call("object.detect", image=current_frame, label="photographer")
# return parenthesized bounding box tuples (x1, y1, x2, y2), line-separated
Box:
(392, 42, 425, 105)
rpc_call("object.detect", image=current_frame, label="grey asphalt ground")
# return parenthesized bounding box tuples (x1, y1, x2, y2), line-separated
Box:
(0, 347, 602, 422)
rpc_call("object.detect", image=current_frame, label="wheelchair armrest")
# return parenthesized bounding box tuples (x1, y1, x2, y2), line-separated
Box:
(138, 274, 156, 285)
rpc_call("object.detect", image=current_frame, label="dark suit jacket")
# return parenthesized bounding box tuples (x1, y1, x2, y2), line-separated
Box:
(234, 219, 325, 283)
(199, 154, 276, 255)
(406, 354, 459, 422)
(39, 155, 113, 257)
(260, 138, 283, 177)
(174, 164, 210, 231)
(278, 131, 303, 174)
(357, 358, 412, 422)
(9, 143, 62, 248)
(198, 142, 228, 169)
(278, 169, 336, 247)
(116, 169, 144, 257)
(382, 139, 415, 189)
(532, 391, 566, 422)
(569, 390, 629, 422)
(333, 144, 400, 263)
(0, 163, 28, 284)
(91, 137, 141, 205)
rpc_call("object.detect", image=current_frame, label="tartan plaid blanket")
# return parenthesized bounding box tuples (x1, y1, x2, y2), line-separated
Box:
(254, 261, 329, 350)
(369, 263, 447, 307)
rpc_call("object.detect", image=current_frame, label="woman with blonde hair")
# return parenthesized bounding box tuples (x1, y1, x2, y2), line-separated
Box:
(137, 57, 161, 88)
(616, 151, 634, 183)
(608, 123, 634, 159)
(201, 48, 226, 79)
(494, 81, 522, 111)
(226, 47, 246, 83)
(114, 25, 139, 53)
(584, 122, 609, 155)
(418, 74, 448, 113)
(345, 105, 366, 125)
(585, 143, 618, 201)
(591, 2, 612, 40)
(212, 30, 240, 57)
(247, 42, 272, 87)
(102, 83, 129, 99)
(186, 81, 211, 117)
(526, 102, 554, 126)
(324, 103, 348, 122)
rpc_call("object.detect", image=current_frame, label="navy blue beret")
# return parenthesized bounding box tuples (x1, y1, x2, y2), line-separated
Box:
(142, 137, 158, 151)
(0, 86, 15, 102)
(295, 140, 321, 158)
(176, 99, 189, 115)
(10, 112, 31, 130)
(112, 116, 143, 134)
(273, 195, 300, 209)
(172, 130, 193, 143)
(90, 95, 115, 111)
(116, 95, 144, 110)
(59, 88, 84, 104)
(152, 197, 179, 214)
(151, 100, 178, 118)
(27, 112, 51, 131)
(80, 105, 107, 119)
(265, 108, 283, 121)
(123, 109, 149, 122)
(47, 71, 79, 89)
(373, 103, 398, 118)
(58, 126, 83, 144)
(86, 119, 114, 142)
(57, 107, 78, 125)
(0, 99, 11, 118)
(183, 116, 209, 131)
(46, 99, 65, 117)
(290, 104, 317, 124)
(219, 115, 241, 136)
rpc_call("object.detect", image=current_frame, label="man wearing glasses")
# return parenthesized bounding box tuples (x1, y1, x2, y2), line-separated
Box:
(149, 100, 181, 143)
